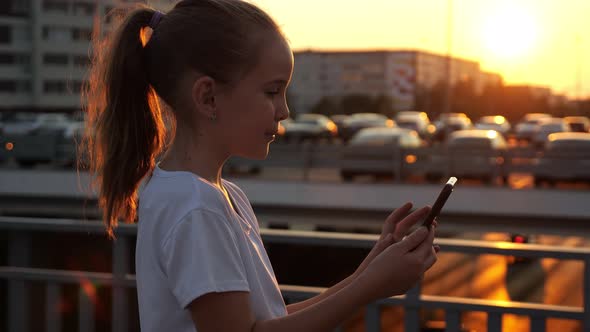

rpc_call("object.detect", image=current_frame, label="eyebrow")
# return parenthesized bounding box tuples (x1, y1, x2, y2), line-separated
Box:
(265, 79, 289, 85)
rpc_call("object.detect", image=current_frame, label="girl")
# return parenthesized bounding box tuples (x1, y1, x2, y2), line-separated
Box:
(83, 0, 438, 331)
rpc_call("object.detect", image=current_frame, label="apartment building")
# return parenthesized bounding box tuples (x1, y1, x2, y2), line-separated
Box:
(0, 0, 160, 113)
(289, 50, 503, 114)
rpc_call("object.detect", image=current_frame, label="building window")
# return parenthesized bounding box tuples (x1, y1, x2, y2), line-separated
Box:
(0, 0, 31, 17)
(44, 80, 67, 93)
(0, 53, 14, 64)
(12, 0, 31, 15)
(71, 80, 84, 93)
(73, 55, 90, 66)
(73, 2, 94, 16)
(16, 80, 32, 92)
(0, 80, 16, 92)
(72, 28, 92, 42)
(43, 0, 68, 14)
(43, 53, 68, 65)
(13, 25, 32, 41)
(43, 26, 71, 42)
(0, 25, 11, 44)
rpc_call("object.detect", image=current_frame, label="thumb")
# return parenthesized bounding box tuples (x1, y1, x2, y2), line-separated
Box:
(398, 227, 428, 252)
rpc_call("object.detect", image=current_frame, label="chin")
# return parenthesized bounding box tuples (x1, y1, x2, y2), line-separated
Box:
(238, 145, 271, 161)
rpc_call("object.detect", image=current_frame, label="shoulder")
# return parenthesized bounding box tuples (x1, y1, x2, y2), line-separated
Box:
(138, 169, 232, 244)
(141, 169, 226, 215)
(222, 179, 249, 202)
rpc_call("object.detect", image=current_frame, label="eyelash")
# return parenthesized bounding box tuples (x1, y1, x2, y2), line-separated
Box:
(266, 89, 281, 97)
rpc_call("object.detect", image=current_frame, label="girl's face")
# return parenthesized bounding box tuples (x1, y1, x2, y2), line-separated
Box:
(215, 35, 293, 160)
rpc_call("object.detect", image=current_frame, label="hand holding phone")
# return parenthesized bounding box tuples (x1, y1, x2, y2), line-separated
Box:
(422, 177, 457, 229)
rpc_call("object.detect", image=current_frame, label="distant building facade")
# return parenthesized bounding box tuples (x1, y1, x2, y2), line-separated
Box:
(289, 49, 504, 114)
(0, 0, 155, 113)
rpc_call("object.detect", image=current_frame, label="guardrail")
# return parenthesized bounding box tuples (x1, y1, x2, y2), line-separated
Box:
(226, 143, 589, 188)
(1, 216, 589, 332)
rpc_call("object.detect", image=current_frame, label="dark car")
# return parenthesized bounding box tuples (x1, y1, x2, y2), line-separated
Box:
(564, 116, 590, 132)
(533, 132, 590, 186)
(339, 113, 395, 142)
(513, 113, 552, 142)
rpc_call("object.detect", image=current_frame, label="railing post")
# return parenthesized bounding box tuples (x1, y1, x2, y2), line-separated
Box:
(46, 282, 62, 332)
(584, 256, 590, 331)
(79, 286, 95, 332)
(112, 236, 130, 332)
(8, 231, 31, 332)
(445, 309, 461, 331)
(365, 302, 381, 332)
(404, 283, 421, 332)
(487, 312, 502, 332)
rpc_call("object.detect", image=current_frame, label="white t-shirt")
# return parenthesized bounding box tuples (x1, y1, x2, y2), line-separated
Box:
(135, 165, 288, 332)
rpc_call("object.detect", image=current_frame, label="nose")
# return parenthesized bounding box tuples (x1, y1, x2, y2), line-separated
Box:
(276, 102, 290, 121)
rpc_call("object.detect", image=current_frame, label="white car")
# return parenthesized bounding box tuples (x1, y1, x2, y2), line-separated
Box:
(445, 130, 508, 184)
(283, 113, 338, 143)
(475, 115, 511, 136)
(2, 112, 71, 135)
(395, 111, 435, 138)
(340, 127, 423, 181)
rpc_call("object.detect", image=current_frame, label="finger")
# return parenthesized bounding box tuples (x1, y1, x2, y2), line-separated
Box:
(411, 227, 436, 258)
(393, 206, 431, 242)
(380, 202, 413, 240)
(398, 226, 429, 252)
(432, 218, 439, 228)
(422, 251, 438, 272)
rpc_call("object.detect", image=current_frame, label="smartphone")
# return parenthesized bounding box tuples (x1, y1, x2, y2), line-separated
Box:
(422, 177, 457, 229)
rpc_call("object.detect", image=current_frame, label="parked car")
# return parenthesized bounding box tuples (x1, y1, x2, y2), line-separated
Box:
(395, 111, 436, 139)
(564, 116, 590, 132)
(432, 114, 473, 142)
(2, 112, 71, 135)
(513, 113, 552, 141)
(282, 113, 338, 143)
(475, 115, 511, 137)
(340, 127, 423, 181)
(329, 114, 350, 132)
(533, 132, 590, 186)
(445, 130, 508, 184)
(339, 113, 395, 142)
(531, 118, 571, 148)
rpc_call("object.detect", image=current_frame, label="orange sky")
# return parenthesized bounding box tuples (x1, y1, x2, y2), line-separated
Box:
(251, 0, 590, 99)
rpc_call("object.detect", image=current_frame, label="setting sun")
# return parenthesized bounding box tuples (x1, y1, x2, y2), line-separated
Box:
(482, 7, 539, 60)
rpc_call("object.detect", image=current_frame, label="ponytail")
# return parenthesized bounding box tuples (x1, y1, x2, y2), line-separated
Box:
(82, 5, 166, 238)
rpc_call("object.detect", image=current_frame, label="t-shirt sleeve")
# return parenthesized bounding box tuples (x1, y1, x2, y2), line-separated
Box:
(160, 208, 250, 309)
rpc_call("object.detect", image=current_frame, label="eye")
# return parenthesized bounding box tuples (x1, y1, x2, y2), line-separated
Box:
(265, 89, 280, 96)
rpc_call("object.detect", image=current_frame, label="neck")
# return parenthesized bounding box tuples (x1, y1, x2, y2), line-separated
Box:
(159, 127, 229, 188)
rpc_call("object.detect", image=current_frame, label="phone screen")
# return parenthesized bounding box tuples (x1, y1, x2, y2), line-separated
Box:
(422, 177, 457, 229)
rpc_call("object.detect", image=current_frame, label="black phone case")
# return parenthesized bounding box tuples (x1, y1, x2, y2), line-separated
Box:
(422, 182, 455, 228)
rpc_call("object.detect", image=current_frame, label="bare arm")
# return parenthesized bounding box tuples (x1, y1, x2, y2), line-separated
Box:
(190, 226, 436, 332)
(190, 277, 369, 332)
(286, 274, 355, 314)
(287, 204, 432, 315)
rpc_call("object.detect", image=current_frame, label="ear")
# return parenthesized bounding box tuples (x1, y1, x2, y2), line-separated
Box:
(190, 76, 217, 119)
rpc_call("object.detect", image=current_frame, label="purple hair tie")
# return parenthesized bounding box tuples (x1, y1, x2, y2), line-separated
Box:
(149, 11, 164, 30)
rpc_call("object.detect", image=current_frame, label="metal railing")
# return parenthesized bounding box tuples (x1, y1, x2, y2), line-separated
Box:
(1, 216, 589, 332)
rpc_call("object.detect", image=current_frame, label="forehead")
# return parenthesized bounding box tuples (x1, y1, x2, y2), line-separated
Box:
(248, 36, 293, 83)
